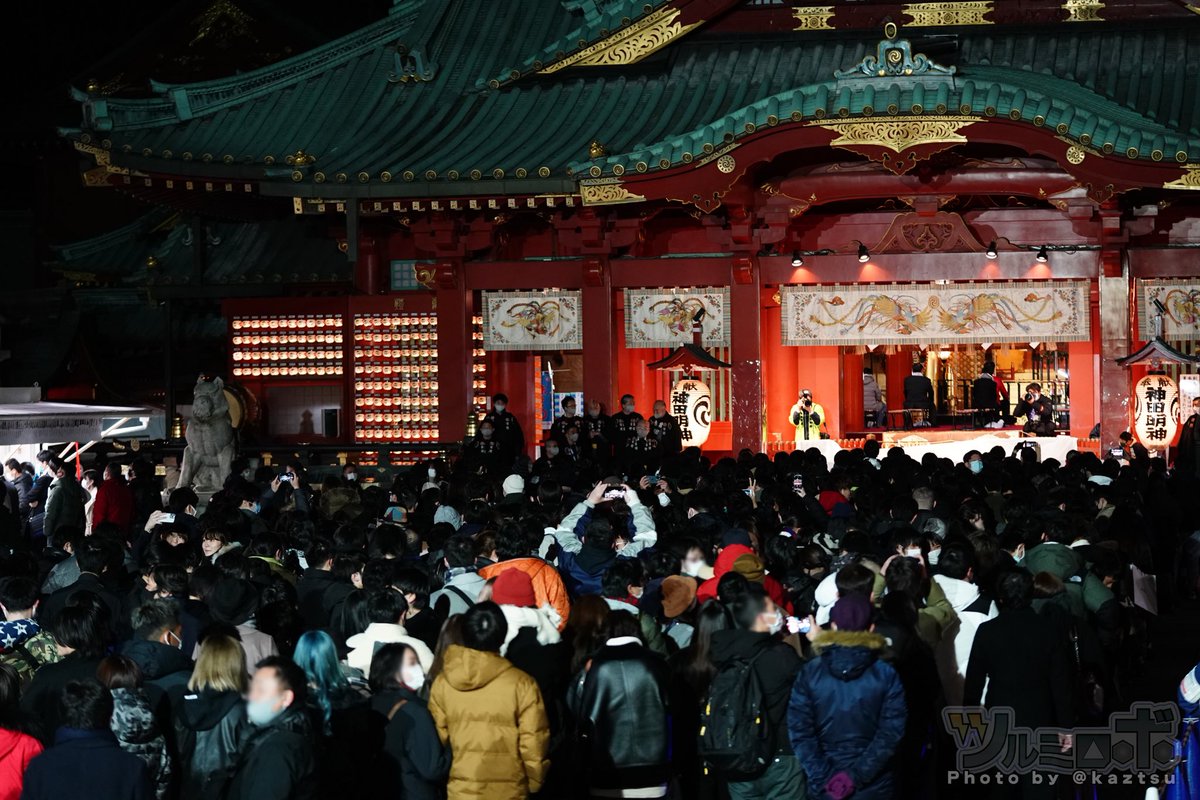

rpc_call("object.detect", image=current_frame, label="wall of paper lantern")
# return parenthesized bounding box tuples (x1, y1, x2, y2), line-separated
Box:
(230, 315, 344, 379)
(352, 313, 439, 443)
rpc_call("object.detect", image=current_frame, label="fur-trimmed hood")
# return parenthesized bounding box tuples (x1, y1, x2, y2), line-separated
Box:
(811, 628, 886, 681)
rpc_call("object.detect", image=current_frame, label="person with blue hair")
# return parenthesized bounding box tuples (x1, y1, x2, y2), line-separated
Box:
(293, 630, 367, 736)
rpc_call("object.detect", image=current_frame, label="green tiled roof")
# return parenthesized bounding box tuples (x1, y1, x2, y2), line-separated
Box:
(51, 209, 350, 285)
(63, 2, 1200, 196)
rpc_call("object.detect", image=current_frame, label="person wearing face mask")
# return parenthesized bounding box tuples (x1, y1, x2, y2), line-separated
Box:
(532, 439, 569, 488)
(465, 421, 504, 478)
(1013, 381, 1055, 436)
(648, 399, 683, 455)
(963, 450, 985, 476)
(367, 642, 448, 799)
(580, 399, 612, 468)
(235, 482, 268, 540)
(608, 394, 644, 454)
(482, 393, 526, 464)
(549, 396, 580, 447)
(930, 544, 997, 707)
(560, 423, 584, 465)
(622, 419, 661, 481)
(708, 581, 804, 799)
(121, 600, 195, 717)
(225, 657, 315, 800)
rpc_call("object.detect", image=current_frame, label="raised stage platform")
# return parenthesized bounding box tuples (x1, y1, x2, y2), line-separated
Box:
(767, 432, 1090, 470)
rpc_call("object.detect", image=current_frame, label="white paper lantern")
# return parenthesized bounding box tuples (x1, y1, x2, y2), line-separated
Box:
(670, 378, 712, 447)
(1133, 373, 1180, 448)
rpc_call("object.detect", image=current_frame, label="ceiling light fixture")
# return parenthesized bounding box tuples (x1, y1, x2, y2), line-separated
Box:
(857, 242, 870, 263)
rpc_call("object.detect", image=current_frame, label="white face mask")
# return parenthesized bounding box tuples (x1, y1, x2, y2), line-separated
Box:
(682, 558, 705, 576)
(401, 664, 425, 691)
(494, 403, 506, 413)
(427, 468, 437, 479)
(927, 548, 941, 566)
(903, 547, 922, 559)
(345, 472, 357, 481)
(766, 611, 784, 636)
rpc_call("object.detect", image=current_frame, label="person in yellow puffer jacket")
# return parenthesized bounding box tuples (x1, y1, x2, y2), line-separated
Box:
(428, 602, 549, 800)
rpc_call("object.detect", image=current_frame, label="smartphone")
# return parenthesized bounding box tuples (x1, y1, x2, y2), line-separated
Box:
(603, 487, 624, 501)
(743, 487, 754, 497)
(160, 513, 176, 524)
(279, 473, 293, 483)
(797, 617, 812, 634)
(791, 476, 805, 495)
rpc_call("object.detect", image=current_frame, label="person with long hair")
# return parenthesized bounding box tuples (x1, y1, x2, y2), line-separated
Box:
(668, 600, 732, 800)
(172, 633, 248, 800)
(424, 615, 464, 695)
(96, 655, 172, 799)
(564, 595, 610, 677)
(0, 663, 40, 800)
(367, 643, 448, 799)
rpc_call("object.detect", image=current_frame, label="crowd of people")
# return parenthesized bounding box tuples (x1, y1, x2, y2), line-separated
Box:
(0, 391, 1188, 799)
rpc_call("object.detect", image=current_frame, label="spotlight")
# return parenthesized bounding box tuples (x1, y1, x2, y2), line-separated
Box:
(1035, 246, 1048, 263)
(791, 250, 804, 267)
(857, 242, 870, 263)
(985, 240, 998, 259)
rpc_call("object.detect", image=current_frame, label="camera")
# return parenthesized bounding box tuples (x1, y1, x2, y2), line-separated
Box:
(804, 399, 813, 408)
(1023, 393, 1034, 403)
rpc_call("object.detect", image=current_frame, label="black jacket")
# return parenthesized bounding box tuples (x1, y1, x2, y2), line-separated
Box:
(22, 728, 152, 800)
(226, 705, 315, 800)
(963, 606, 1072, 729)
(569, 641, 672, 792)
(368, 688, 450, 800)
(296, 568, 339, 629)
(903, 374, 934, 411)
(121, 639, 193, 721)
(21, 654, 106, 744)
(8, 472, 32, 518)
(39, 572, 127, 639)
(709, 629, 802, 755)
(173, 688, 247, 800)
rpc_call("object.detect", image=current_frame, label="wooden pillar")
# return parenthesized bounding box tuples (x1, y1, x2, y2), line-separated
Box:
(435, 261, 472, 442)
(761, 289, 796, 448)
(581, 257, 615, 410)
(730, 256, 763, 452)
(492, 351, 534, 457)
(355, 236, 381, 296)
(886, 349, 912, 414)
(843, 350, 865, 433)
(1099, 254, 1130, 445)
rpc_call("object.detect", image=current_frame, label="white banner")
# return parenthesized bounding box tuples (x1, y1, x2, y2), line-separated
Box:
(482, 291, 582, 351)
(624, 287, 730, 348)
(781, 281, 1090, 346)
(1137, 280, 1200, 340)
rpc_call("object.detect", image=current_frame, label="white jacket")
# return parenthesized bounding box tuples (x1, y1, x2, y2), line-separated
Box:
(933, 574, 997, 705)
(345, 622, 434, 674)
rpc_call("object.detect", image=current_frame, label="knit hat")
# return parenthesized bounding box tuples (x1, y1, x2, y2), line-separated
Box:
(433, 505, 463, 530)
(501, 474, 525, 496)
(492, 569, 538, 608)
(661, 575, 697, 619)
(731, 553, 766, 584)
(830, 594, 872, 632)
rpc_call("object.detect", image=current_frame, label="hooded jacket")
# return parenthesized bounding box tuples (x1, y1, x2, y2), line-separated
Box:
(225, 705, 315, 800)
(172, 688, 247, 800)
(110, 688, 172, 800)
(787, 629, 907, 800)
(931, 575, 997, 706)
(369, 687, 450, 800)
(345, 623, 434, 674)
(695, 545, 794, 614)
(120, 639, 193, 706)
(862, 375, 884, 412)
(478, 558, 570, 631)
(0, 727, 41, 800)
(428, 644, 549, 800)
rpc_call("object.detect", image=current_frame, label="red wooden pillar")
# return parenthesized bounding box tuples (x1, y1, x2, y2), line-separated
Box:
(581, 257, 615, 409)
(435, 261, 472, 442)
(492, 352, 534, 457)
(730, 257, 763, 452)
(355, 236, 381, 295)
(886, 350, 912, 416)
(761, 289, 795, 447)
(843, 350, 865, 433)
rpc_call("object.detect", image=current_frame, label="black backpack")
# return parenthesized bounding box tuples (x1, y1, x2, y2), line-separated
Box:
(698, 648, 772, 776)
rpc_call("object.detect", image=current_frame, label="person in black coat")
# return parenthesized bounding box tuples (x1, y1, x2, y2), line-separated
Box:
(648, 400, 683, 456)
(963, 569, 1072, 799)
(22, 603, 108, 744)
(481, 393, 525, 466)
(1012, 382, 1056, 437)
(225, 657, 315, 800)
(295, 540, 338, 630)
(710, 582, 804, 797)
(173, 633, 249, 800)
(21, 679, 153, 800)
(903, 363, 935, 425)
(788, 595, 907, 800)
(39, 536, 127, 639)
(568, 611, 672, 798)
(366, 642, 449, 800)
(122, 600, 194, 725)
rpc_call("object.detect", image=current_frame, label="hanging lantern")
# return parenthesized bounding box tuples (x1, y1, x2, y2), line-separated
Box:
(669, 377, 712, 447)
(1133, 373, 1180, 449)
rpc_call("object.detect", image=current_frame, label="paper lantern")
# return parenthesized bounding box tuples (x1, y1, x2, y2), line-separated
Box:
(670, 378, 712, 447)
(1133, 373, 1180, 448)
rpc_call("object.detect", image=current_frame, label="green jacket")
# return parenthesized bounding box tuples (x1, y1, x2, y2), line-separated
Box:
(44, 475, 87, 542)
(1024, 542, 1114, 617)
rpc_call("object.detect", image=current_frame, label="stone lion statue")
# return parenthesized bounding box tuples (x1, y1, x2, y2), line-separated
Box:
(178, 376, 235, 492)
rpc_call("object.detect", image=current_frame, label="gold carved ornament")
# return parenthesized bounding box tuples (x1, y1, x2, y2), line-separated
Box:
(1063, 0, 1104, 22)
(579, 180, 646, 206)
(1163, 165, 1200, 191)
(792, 6, 834, 30)
(816, 117, 974, 153)
(1066, 145, 1087, 165)
(539, 8, 701, 73)
(902, 2, 993, 26)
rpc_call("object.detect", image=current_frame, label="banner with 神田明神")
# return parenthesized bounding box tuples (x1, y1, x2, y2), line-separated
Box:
(780, 281, 1090, 346)
(624, 287, 730, 348)
(482, 291, 582, 351)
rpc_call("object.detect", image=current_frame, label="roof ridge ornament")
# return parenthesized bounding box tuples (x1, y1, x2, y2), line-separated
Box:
(834, 23, 956, 80)
(388, 43, 436, 84)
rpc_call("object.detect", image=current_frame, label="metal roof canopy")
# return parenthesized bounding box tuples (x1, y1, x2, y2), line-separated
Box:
(0, 402, 166, 446)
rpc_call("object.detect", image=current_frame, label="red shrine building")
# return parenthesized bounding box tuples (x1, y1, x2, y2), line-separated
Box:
(52, 0, 1200, 458)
